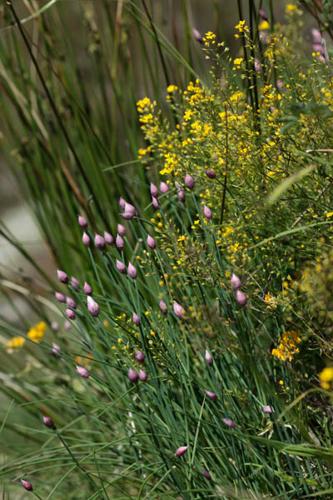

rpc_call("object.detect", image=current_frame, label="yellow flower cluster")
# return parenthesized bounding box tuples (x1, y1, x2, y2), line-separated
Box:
(319, 367, 333, 390)
(272, 331, 301, 362)
(5, 321, 47, 352)
(6, 336, 25, 351)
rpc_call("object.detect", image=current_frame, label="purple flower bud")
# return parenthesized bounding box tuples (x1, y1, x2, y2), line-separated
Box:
(235, 289, 247, 306)
(311, 28, 322, 44)
(259, 7, 268, 20)
(51, 343, 61, 356)
(64, 320, 71, 331)
(57, 269, 68, 283)
(70, 276, 80, 289)
(82, 232, 90, 246)
(202, 469, 212, 480)
(78, 215, 88, 228)
(177, 189, 185, 202)
(147, 235, 156, 249)
(223, 417, 236, 428)
(193, 28, 203, 44)
(205, 390, 217, 401)
(83, 282, 92, 295)
(150, 183, 158, 197)
(132, 313, 141, 325)
(205, 169, 216, 179)
(51, 322, 59, 332)
(119, 197, 126, 209)
(94, 233, 105, 250)
(175, 445, 188, 457)
(122, 202, 136, 220)
(138, 369, 148, 382)
(134, 350, 145, 363)
(104, 231, 114, 245)
(127, 262, 137, 279)
(173, 301, 184, 318)
(160, 181, 169, 193)
(151, 196, 159, 210)
(159, 300, 167, 314)
(55, 292, 66, 303)
(116, 259, 126, 273)
(43, 415, 56, 429)
(262, 405, 273, 414)
(128, 368, 139, 383)
(230, 273, 241, 290)
(203, 205, 212, 220)
(116, 234, 124, 250)
(65, 308, 76, 320)
(204, 350, 213, 366)
(117, 224, 126, 236)
(66, 297, 77, 309)
(184, 174, 195, 189)
(76, 365, 90, 378)
(21, 479, 33, 491)
(87, 296, 100, 317)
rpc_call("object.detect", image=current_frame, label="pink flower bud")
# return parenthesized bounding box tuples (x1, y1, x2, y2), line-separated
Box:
(175, 445, 188, 457)
(205, 390, 217, 401)
(104, 231, 114, 245)
(184, 174, 195, 189)
(223, 417, 236, 428)
(205, 169, 216, 179)
(43, 415, 56, 429)
(55, 292, 66, 303)
(51, 343, 61, 356)
(177, 189, 185, 202)
(94, 233, 105, 250)
(151, 196, 159, 210)
(57, 269, 68, 283)
(117, 224, 126, 236)
(160, 181, 169, 193)
(119, 197, 126, 209)
(122, 202, 136, 220)
(134, 350, 145, 363)
(262, 405, 273, 414)
(116, 260, 126, 273)
(259, 7, 268, 20)
(150, 183, 158, 197)
(65, 308, 76, 320)
(51, 321, 59, 332)
(193, 28, 203, 44)
(147, 235, 156, 249)
(159, 300, 167, 314)
(139, 369, 148, 382)
(173, 301, 184, 318)
(21, 479, 33, 491)
(87, 296, 100, 317)
(76, 365, 90, 378)
(83, 282, 92, 295)
(82, 232, 90, 246)
(202, 469, 212, 480)
(132, 313, 141, 325)
(235, 289, 247, 306)
(230, 273, 241, 290)
(203, 205, 212, 220)
(204, 350, 213, 366)
(127, 262, 137, 279)
(128, 368, 139, 383)
(70, 276, 80, 289)
(116, 234, 124, 250)
(78, 215, 88, 228)
(311, 28, 322, 44)
(66, 297, 77, 309)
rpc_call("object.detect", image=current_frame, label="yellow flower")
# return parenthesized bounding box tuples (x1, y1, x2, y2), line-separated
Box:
(136, 97, 152, 113)
(272, 331, 301, 362)
(203, 31, 216, 46)
(27, 321, 47, 343)
(259, 20, 270, 31)
(286, 4, 297, 13)
(325, 211, 333, 218)
(233, 57, 243, 68)
(6, 336, 25, 351)
(264, 293, 278, 310)
(235, 20, 248, 34)
(319, 367, 333, 390)
(167, 84, 178, 93)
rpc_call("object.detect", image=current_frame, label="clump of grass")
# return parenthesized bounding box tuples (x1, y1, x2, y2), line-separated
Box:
(0, 1, 333, 499)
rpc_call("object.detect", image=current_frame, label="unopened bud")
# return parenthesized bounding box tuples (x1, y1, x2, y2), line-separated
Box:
(175, 445, 188, 457)
(203, 205, 212, 220)
(147, 235, 156, 249)
(160, 181, 169, 193)
(78, 215, 88, 228)
(205, 169, 216, 179)
(127, 262, 137, 279)
(128, 368, 139, 383)
(82, 232, 90, 246)
(51, 343, 61, 357)
(177, 189, 185, 202)
(83, 282, 92, 295)
(230, 273, 241, 290)
(184, 174, 195, 189)
(43, 415, 56, 429)
(151, 196, 159, 210)
(134, 350, 145, 363)
(116, 234, 124, 250)
(104, 231, 114, 245)
(150, 183, 158, 197)
(132, 313, 141, 325)
(70, 277, 80, 289)
(204, 350, 213, 366)
(173, 301, 185, 318)
(57, 269, 68, 283)
(87, 296, 100, 317)
(116, 260, 126, 273)
(76, 365, 90, 378)
(66, 297, 77, 309)
(55, 292, 66, 303)
(117, 224, 126, 236)
(138, 369, 148, 382)
(21, 479, 33, 491)
(235, 289, 247, 306)
(223, 417, 236, 428)
(159, 300, 167, 314)
(205, 390, 217, 401)
(94, 233, 105, 250)
(65, 308, 76, 320)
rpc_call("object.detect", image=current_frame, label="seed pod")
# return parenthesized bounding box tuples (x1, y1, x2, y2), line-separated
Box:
(87, 296, 100, 317)
(175, 445, 188, 457)
(128, 368, 139, 383)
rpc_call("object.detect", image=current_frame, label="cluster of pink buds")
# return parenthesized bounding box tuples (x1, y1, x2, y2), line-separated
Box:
(230, 273, 248, 306)
(120, 198, 137, 220)
(311, 28, 328, 63)
(127, 367, 148, 383)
